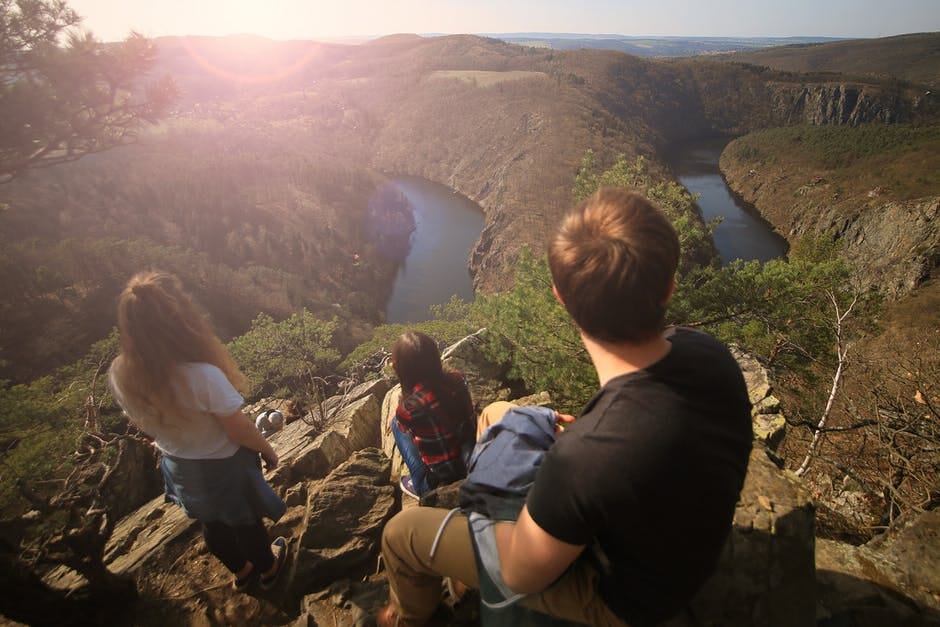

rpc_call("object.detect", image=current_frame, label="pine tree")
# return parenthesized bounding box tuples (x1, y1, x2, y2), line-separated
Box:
(0, 0, 175, 183)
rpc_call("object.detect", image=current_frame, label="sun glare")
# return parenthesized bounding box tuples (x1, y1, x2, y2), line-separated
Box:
(179, 35, 324, 85)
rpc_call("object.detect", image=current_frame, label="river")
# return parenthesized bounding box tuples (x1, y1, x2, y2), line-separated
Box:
(384, 140, 787, 322)
(384, 176, 484, 324)
(672, 137, 788, 265)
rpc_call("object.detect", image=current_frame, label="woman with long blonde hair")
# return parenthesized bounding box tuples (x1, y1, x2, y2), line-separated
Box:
(109, 271, 288, 591)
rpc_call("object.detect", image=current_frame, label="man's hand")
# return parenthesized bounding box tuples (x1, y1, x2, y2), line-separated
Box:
(555, 412, 576, 434)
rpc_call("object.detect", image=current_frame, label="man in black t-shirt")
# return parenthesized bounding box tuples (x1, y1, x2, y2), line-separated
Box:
(378, 188, 753, 626)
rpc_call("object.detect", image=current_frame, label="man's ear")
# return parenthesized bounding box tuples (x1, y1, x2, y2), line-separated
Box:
(552, 284, 565, 305)
(663, 276, 676, 305)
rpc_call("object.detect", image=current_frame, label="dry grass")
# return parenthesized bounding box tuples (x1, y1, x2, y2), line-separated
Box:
(429, 70, 549, 87)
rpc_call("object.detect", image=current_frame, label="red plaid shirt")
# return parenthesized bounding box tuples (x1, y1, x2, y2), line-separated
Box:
(395, 371, 475, 486)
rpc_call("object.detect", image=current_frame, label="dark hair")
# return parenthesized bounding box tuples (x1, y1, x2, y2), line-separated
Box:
(392, 331, 464, 419)
(392, 331, 445, 394)
(548, 187, 679, 343)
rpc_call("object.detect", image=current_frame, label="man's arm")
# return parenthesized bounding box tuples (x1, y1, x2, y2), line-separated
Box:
(494, 504, 586, 594)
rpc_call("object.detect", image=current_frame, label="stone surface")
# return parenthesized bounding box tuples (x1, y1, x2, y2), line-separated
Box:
(290, 448, 396, 596)
(683, 445, 817, 627)
(816, 526, 940, 627)
(864, 510, 940, 612)
(440, 329, 514, 408)
(22, 333, 940, 627)
(731, 346, 787, 449)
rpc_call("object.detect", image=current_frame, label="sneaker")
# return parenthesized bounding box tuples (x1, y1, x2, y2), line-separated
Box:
(399, 475, 420, 500)
(259, 536, 289, 590)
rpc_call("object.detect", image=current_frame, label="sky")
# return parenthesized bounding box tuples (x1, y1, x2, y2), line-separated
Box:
(67, 0, 940, 42)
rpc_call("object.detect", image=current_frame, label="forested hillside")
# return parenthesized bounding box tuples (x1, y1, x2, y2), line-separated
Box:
(719, 32, 940, 89)
(2, 32, 935, 382)
(2, 25, 939, 621)
(0, 125, 397, 382)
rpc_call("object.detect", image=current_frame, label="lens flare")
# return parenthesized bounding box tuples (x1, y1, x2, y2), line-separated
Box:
(179, 35, 324, 85)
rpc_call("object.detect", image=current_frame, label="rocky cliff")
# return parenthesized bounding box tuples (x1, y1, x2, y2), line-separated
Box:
(11, 332, 935, 626)
(766, 82, 909, 126)
(719, 155, 938, 297)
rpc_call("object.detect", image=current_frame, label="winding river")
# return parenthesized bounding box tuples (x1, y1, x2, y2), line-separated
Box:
(384, 176, 484, 324)
(384, 139, 787, 322)
(672, 137, 788, 265)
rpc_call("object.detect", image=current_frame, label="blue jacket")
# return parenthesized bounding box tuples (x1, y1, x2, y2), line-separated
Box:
(458, 406, 562, 621)
(161, 446, 286, 526)
(459, 405, 557, 520)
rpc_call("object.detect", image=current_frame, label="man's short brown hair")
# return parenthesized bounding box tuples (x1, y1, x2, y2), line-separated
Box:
(548, 187, 680, 343)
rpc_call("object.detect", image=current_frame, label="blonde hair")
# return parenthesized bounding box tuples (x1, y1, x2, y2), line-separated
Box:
(111, 271, 246, 429)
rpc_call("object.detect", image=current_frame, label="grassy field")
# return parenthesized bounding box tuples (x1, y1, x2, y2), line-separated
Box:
(430, 70, 549, 86)
(725, 124, 940, 203)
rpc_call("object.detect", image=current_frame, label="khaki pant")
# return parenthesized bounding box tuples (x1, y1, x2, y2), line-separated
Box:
(381, 402, 626, 626)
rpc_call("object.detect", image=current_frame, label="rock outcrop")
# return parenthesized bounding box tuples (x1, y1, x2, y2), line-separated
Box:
(767, 83, 908, 127)
(816, 509, 940, 625)
(678, 445, 815, 626)
(26, 333, 939, 626)
(720, 150, 939, 297)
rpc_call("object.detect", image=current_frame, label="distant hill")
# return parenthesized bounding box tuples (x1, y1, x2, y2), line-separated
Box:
(2, 33, 935, 380)
(487, 33, 843, 57)
(717, 32, 940, 89)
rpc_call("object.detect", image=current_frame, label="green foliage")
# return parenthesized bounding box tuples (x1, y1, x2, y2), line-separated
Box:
(338, 296, 475, 376)
(228, 309, 341, 400)
(0, 0, 176, 183)
(571, 149, 599, 202)
(671, 236, 876, 371)
(0, 236, 324, 382)
(0, 330, 119, 513)
(472, 248, 595, 414)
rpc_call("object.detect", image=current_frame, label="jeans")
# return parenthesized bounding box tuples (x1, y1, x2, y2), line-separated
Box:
(392, 417, 432, 495)
(202, 519, 274, 573)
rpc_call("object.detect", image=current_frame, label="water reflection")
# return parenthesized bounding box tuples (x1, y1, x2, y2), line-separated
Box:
(384, 177, 484, 324)
(674, 137, 788, 265)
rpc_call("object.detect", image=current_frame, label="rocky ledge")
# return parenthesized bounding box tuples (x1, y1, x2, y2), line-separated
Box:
(31, 332, 940, 626)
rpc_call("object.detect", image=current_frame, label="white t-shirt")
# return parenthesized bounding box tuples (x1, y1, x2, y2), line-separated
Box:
(110, 362, 243, 460)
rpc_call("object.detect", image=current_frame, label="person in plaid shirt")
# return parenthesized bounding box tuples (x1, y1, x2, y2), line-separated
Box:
(391, 331, 475, 498)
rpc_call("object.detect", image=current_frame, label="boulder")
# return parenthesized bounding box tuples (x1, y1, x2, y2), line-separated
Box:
(681, 445, 817, 627)
(266, 393, 382, 487)
(380, 384, 406, 480)
(814, 508, 940, 625)
(290, 448, 397, 596)
(731, 346, 787, 450)
(441, 329, 514, 408)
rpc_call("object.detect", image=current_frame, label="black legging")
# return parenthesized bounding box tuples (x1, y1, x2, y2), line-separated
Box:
(202, 520, 274, 574)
